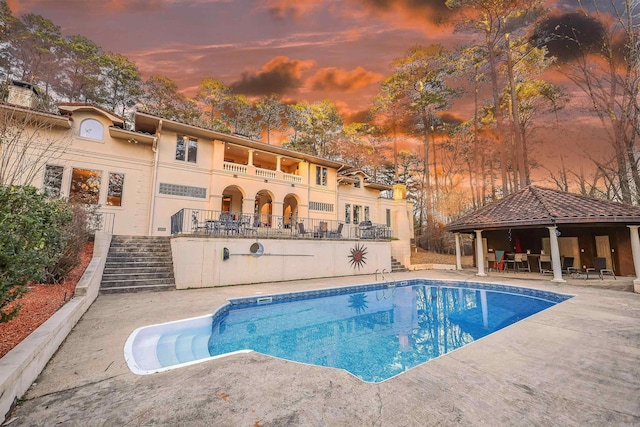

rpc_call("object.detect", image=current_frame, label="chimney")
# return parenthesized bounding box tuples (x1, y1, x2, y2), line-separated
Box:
(7, 80, 40, 109)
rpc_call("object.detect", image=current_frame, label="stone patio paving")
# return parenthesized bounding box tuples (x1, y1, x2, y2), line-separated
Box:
(8, 269, 640, 426)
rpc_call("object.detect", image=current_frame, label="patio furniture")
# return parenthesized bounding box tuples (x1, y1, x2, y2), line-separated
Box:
(539, 254, 552, 275)
(561, 256, 578, 275)
(315, 221, 328, 238)
(297, 222, 312, 238)
(328, 223, 344, 238)
(504, 253, 516, 272)
(495, 250, 505, 271)
(586, 257, 616, 280)
(359, 221, 374, 239)
(514, 253, 531, 272)
(486, 252, 496, 271)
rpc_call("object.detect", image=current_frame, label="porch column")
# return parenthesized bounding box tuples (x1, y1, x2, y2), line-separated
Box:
(627, 225, 640, 293)
(455, 233, 462, 270)
(475, 230, 486, 276)
(242, 198, 255, 216)
(276, 155, 282, 172)
(247, 149, 254, 166)
(547, 226, 565, 283)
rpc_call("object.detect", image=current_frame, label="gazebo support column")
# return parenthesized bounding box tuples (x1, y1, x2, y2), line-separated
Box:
(455, 233, 462, 270)
(627, 225, 640, 293)
(475, 230, 486, 276)
(547, 226, 565, 283)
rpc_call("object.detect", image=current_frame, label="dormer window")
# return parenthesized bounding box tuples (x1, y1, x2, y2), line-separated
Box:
(79, 119, 104, 141)
(354, 178, 361, 188)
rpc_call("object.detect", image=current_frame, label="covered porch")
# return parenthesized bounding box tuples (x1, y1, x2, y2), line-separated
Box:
(445, 186, 640, 293)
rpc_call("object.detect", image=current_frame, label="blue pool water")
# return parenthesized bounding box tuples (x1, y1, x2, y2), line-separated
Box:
(124, 279, 573, 382)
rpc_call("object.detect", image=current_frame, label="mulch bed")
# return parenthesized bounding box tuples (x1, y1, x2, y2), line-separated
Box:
(0, 242, 94, 358)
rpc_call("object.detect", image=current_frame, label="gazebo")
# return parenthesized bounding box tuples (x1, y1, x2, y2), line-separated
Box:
(445, 185, 640, 292)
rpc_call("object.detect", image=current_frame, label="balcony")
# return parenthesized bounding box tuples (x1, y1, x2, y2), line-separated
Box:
(223, 143, 303, 184)
(170, 208, 393, 241)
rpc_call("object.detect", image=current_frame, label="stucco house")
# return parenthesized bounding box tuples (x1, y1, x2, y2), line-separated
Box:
(1, 81, 414, 287)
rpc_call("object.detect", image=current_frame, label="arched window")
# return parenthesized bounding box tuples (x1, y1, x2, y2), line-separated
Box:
(79, 119, 103, 140)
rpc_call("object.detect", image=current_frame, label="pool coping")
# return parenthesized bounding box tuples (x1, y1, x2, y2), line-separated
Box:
(123, 278, 574, 378)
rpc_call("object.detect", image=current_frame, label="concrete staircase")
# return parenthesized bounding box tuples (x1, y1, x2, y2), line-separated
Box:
(100, 236, 176, 294)
(391, 256, 408, 272)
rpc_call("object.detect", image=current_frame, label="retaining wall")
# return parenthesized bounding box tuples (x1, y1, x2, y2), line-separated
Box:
(0, 232, 110, 422)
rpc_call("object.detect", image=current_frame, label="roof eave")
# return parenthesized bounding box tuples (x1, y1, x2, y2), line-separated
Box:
(135, 111, 346, 169)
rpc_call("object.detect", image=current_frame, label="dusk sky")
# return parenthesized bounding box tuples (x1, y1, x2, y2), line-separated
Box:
(6, 0, 614, 179)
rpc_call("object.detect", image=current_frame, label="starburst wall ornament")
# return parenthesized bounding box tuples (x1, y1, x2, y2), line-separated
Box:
(348, 243, 368, 270)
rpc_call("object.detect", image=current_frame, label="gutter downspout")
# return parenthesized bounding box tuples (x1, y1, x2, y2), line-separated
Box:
(147, 119, 162, 236)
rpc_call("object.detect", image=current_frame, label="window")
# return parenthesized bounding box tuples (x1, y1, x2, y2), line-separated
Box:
(107, 172, 124, 206)
(79, 119, 103, 140)
(69, 168, 101, 205)
(364, 206, 370, 221)
(176, 135, 198, 163)
(386, 209, 391, 227)
(309, 201, 334, 212)
(345, 204, 351, 224)
(159, 183, 207, 199)
(315, 166, 327, 186)
(353, 205, 361, 224)
(354, 178, 361, 188)
(43, 164, 64, 197)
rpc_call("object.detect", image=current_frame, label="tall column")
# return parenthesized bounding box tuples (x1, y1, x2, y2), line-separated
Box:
(247, 149, 254, 166)
(475, 230, 486, 276)
(547, 226, 565, 283)
(455, 233, 462, 270)
(627, 225, 640, 293)
(276, 155, 282, 172)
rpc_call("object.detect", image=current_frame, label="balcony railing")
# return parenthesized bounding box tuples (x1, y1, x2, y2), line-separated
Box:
(223, 161, 247, 174)
(170, 208, 393, 240)
(284, 173, 302, 184)
(256, 167, 277, 179)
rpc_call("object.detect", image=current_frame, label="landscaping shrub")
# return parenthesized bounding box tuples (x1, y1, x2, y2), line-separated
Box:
(44, 203, 96, 283)
(0, 185, 73, 322)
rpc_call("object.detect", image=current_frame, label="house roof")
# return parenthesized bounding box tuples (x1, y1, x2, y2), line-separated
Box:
(446, 185, 640, 232)
(134, 111, 346, 169)
(58, 103, 125, 126)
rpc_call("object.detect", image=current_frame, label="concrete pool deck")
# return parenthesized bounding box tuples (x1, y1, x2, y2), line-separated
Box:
(7, 270, 640, 426)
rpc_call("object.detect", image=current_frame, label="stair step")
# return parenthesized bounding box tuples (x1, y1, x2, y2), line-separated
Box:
(99, 284, 176, 294)
(103, 266, 173, 275)
(102, 272, 174, 281)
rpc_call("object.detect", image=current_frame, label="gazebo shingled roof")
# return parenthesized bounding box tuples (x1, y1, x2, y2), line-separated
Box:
(446, 185, 640, 232)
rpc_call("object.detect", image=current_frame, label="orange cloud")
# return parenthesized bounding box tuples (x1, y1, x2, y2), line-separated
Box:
(231, 56, 316, 96)
(260, 0, 329, 19)
(309, 66, 383, 92)
(8, 0, 165, 13)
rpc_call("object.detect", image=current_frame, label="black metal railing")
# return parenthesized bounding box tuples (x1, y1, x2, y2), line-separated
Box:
(169, 208, 393, 240)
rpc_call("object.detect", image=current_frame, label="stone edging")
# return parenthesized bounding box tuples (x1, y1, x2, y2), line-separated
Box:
(0, 232, 111, 422)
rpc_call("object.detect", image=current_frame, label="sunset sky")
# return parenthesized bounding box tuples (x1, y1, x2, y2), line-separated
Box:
(6, 0, 613, 179)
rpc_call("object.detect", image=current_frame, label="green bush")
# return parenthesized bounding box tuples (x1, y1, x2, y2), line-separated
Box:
(0, 185, 73, 322)
(44, 203, 95, 283)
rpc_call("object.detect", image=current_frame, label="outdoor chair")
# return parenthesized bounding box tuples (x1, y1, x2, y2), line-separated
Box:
(586, 257, 616, 280)
(504, 253, 516, 272)
(297, 222, 312, 238)
(486, 252, 496, 271)
(514, 253, 531, 272)
(328, 223, 344, 238)
(539, 254, 552, 275)
(317, 221, 328, 238)
(560, 256, 578, 275)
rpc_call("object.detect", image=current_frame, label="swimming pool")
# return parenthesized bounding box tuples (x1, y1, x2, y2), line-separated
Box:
(124, 279, 573, 382)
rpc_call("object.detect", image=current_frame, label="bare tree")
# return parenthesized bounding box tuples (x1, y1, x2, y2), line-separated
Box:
(0, 105, 71, 186)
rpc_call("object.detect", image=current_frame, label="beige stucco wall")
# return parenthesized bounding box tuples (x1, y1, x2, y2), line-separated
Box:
(171, 237, 392, 289)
